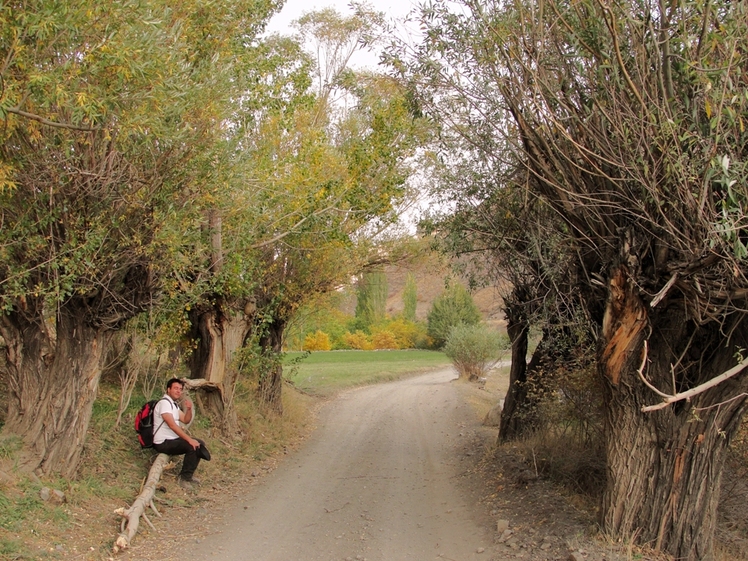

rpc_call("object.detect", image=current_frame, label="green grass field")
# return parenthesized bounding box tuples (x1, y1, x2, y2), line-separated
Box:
(283, 349, 452, 396)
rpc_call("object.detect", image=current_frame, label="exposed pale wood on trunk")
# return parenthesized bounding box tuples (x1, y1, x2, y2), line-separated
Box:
(182, 378, 223, 392)
(112, 453, 170, 553)
(188, 300, 254, 433)
(600, 265, 648, 386)
(600, 290, 748, 559)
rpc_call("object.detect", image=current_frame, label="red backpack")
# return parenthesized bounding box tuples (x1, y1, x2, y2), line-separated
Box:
(134, 398, 167, 448)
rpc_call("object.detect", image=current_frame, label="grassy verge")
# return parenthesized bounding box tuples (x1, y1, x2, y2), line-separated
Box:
(284, 349, 452, 396)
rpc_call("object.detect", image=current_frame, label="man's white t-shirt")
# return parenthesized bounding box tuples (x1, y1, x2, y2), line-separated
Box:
(153, 396, 181, 445)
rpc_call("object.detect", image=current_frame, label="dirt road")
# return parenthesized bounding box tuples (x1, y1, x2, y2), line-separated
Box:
(178, 368, 493, 561)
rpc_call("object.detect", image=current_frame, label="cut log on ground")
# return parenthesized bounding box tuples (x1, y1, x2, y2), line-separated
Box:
(113, 453, 170, 553)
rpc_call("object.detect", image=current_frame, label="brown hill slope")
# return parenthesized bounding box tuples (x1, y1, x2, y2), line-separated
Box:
(344, 253, 508, 332)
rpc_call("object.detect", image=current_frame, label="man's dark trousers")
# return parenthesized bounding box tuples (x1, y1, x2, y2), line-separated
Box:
(153, 438, 205, 480)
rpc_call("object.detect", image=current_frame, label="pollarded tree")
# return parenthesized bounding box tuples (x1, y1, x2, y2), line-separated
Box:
(250, 70, 427, 412)
(182, 6, 423, 420)
(400, 0, 748, 558)
(242, 9, 429, 413)
(0, 0, 278, 476)
(420, 140, 585, 441)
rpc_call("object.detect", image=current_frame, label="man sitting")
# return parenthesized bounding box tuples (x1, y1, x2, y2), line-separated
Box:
(153, 378, 209, 489)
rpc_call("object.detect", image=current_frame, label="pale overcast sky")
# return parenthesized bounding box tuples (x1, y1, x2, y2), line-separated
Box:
(265, 0, 420, 70)
(267, 0, 418, 34)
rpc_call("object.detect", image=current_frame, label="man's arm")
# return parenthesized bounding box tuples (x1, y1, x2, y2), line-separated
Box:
(161, 411, 199, 450)
(178, 397, 194, 425)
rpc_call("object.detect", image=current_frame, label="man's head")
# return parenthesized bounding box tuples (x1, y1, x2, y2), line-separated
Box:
(166, 378, 184, 400)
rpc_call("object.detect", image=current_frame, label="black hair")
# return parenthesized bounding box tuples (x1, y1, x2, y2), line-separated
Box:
(166, 377, 184, 390)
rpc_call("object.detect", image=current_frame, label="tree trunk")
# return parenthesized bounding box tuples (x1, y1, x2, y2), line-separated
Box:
(0, 300, 109, 478)
(498, 313, 529, 443)
(498, 318, 552, 442)
(599, 265, 748, 560)
(257, 319, 285, 415)
(188, 298, 254, 435)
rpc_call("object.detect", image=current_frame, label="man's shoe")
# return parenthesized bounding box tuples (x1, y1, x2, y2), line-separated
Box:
(178, 478, 194, 491)
(179, 475, 201, 485)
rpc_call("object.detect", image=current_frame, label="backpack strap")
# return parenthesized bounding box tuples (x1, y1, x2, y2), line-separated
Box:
(152, 397, 172, 444)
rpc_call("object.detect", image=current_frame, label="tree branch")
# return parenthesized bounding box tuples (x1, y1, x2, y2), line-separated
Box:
(7, 107, 96, 132)
(641, 354, 748, 412)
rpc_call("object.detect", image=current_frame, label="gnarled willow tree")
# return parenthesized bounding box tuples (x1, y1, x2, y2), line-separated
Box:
(0, 0, 277, 476)
(399, 0, 748, 558)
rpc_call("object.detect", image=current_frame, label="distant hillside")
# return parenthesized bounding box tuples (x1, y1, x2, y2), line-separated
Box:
(343, 253, 508, 334)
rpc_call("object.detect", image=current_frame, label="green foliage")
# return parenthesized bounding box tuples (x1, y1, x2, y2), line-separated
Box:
(0, 0, 279, 317)
(444, 324, 506, 380)
(426, 283, 481, 348)
(355, 270, 388, 329)
(402, 272, 418, 322)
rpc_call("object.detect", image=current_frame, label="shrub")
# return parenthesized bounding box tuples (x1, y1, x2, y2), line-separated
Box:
(444, 323, 504, 380)
(377, 318, 427, 349)
(512, 347, 606, 497)
(302, 331, 331, 352)
(343, 330, 373, 350)
(515, 430, 606, 498)
(370, 330, 398, 350)
(427, 283, 481, 348)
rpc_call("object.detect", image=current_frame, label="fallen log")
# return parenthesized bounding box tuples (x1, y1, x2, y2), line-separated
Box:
(113, 453, 170, 553)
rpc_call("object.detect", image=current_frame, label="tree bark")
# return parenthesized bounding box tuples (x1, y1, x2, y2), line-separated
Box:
(599, 265, 748, 560)
(257, 318, 285, 415)
(497, 313, 529, 443)
(0, 300, 110, 477)
(187, 298, 254, 435)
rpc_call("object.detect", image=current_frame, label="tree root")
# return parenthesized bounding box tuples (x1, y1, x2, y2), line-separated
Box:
(112, 453, 170, 553)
